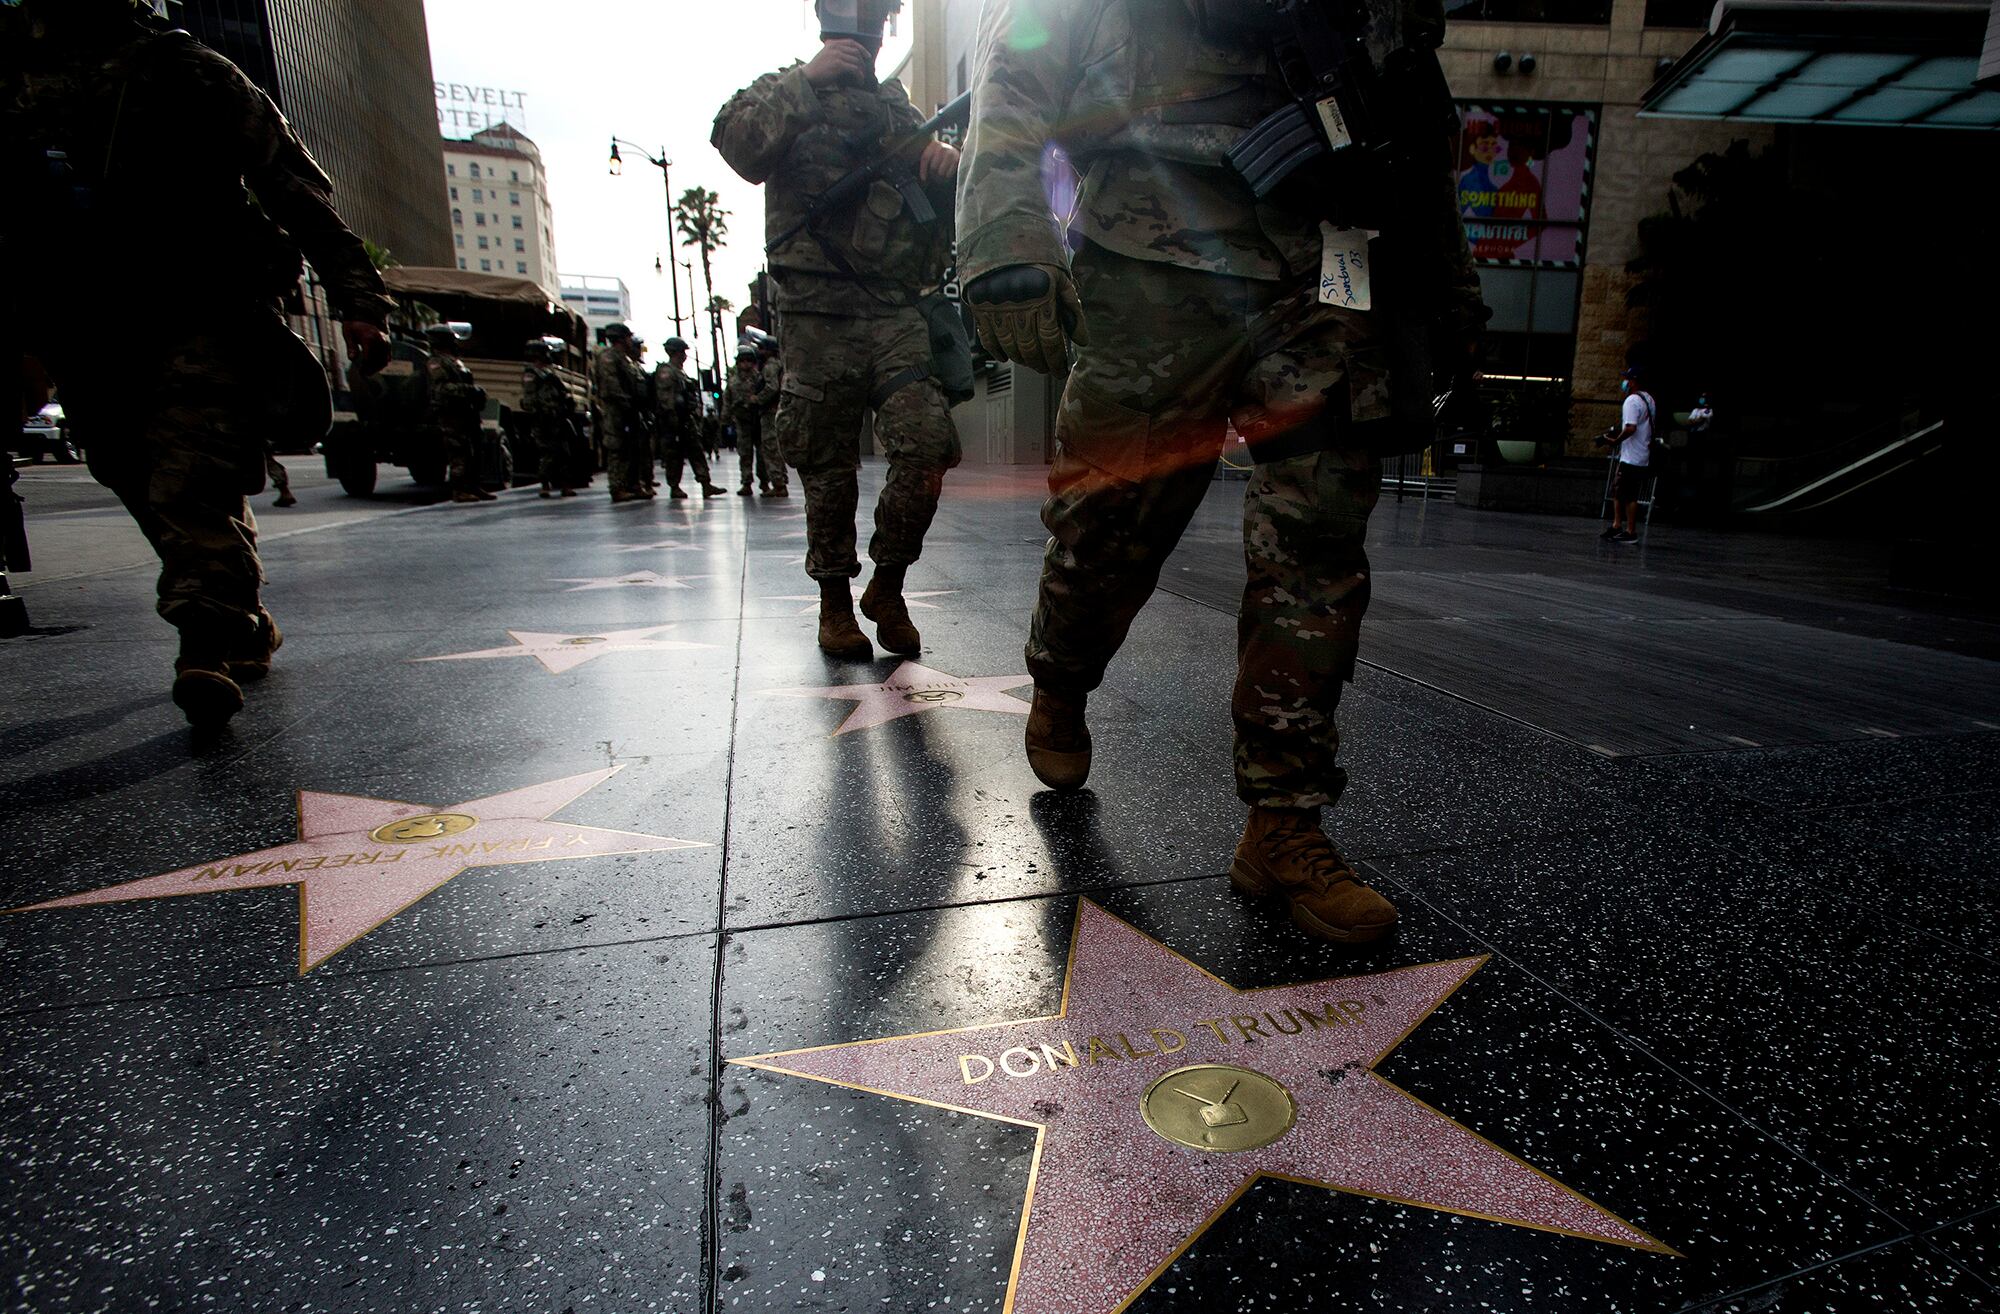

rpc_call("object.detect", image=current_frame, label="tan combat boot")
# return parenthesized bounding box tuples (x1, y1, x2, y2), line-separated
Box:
(1230, 808, 1398, 944)
(859, 567, 921, 656)
(1024, 686, 1091, 791)
(172, 631, 245, 729)
(227, 607, 284, 683)
(817, 579, 872, 660)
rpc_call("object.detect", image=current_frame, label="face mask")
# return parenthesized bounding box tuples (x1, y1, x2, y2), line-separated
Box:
(1620, 380, 1631, 395)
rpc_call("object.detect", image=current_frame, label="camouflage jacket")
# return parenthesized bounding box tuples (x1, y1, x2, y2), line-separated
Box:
(754, 357, 784, 417)
(957, 0, 1479, 325)
(5, 26, 391, 340)
(425, 353, 484, 429)
(519, 364, 571, 421)
(591, 344, 645, 426)
(720, 373, 762, 432)
(713, 65, 953, 316)
(653, 364, 697, 432)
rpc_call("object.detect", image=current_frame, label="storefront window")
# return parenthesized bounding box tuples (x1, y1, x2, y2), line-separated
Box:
(1457, 103, 1598, 379)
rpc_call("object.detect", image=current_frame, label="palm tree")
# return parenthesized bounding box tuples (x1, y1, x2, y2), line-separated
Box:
(675, 187, 731, 376)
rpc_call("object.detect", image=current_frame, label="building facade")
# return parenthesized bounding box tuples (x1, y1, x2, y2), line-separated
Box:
(899, 0, 1765, 458)
(443, 124, 562, 304)
(168, 0, 453, 268)
(558, 276, 635, 341)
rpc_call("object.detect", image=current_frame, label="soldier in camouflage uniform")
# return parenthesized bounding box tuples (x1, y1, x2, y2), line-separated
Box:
(654, 337, 726, 499)
(592, 322, 650, 503)
(959, 0, 1487, 941)
(627, 333, 660, 496)
(422, 324, 493, 505)
(3, 0, 391, 729)
(722, 345, 768, 496)
(714, 0, 962, 659)
(519, 337, 576, 498)
(753, 333, 790, 497)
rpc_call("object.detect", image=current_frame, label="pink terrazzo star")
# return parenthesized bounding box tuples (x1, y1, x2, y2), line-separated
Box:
(761, 586, 956, 616)
(415, 623, 711, 674)
(554, 570, 711, 592)
(10, 769, 706, 973)
(765, 660, 1030, 734)
(734, 901, 1674, 1314)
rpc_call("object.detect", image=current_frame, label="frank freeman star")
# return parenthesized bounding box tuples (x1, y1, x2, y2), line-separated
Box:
(733, 901, 1675, 1314)
(8, 769, 707, 973)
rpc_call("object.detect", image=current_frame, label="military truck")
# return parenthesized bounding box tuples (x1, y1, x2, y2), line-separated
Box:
(328, 267, 590, 497)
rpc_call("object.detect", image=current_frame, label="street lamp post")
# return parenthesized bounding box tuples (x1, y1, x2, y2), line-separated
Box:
(680, 258, 703, 384)
(608, 137, 684, 339)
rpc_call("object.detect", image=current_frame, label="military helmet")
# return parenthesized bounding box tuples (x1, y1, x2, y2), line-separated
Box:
(601, 322, 633, 342)
(817, 0, 901, 45)
(736, 343, 759, 361)
(423, 322, 471, 349)
(663, 336, 689, 353)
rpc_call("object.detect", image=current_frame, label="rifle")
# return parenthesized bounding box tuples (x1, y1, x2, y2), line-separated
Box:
(766, 89, 972, 256)
(1223, 0, 1456, 231)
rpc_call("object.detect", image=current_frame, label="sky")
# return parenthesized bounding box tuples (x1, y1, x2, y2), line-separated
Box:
(424, 0, 913, 378)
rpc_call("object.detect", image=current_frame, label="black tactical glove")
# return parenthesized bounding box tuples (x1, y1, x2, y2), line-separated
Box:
(964, 263, 1088, 376)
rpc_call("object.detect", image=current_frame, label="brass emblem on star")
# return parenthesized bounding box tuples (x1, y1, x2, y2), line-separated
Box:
(902, 689, 965, 705)
(560, 636, 609, 646)
(369, 813, 479, 844)
(1141, 1063, 1296, 1153)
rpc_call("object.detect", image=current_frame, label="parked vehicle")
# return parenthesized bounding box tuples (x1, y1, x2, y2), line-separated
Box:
(15, 403, 81, 465)
(329, 267, 590, 497)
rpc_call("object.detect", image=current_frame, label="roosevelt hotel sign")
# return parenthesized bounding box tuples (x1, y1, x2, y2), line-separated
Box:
(436, 82, 527, 133)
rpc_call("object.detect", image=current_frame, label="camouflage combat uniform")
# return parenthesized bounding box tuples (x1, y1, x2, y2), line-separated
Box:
(425, 349, 485, 494)
(722, 366, 766, 490)
(754, 352, 789, 494)
(653, 361, 715, 491)
(592, 342, 647, 497)
(714, 64, 961, 580)
(3, 19, 390, 653)
(519, 362, 573, 491)
(958, 0, 1484, 808)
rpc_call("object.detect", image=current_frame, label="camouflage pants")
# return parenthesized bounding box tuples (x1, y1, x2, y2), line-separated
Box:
(70, 327, 275, 644)
(757, 410, 787, 492)
(524, 419, 568, 488)
(661, 423, 712, 490)
(601, 416, 646, 495)
(264, 450, 291, 496)
(774, 308, 961, 581)
(439, 418, 480, 493)
(1031, 243, 1388, 810)
(735, 415, 766, 488)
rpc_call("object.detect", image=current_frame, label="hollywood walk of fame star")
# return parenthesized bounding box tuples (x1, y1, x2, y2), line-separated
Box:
(415, 623, 711, 675)
(733, 901, 1674, 1314)
(8, 769, 706, 973)
(554, 571, 711, 593)
(765, 660, 1031, 735)
(762, 586, 958, 616)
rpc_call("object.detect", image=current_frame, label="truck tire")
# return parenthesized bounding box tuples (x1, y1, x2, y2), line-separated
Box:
(337, 457, 378, 497)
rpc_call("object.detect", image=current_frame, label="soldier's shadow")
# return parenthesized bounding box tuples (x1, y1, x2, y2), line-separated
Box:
(1028, 788, 1132, 893)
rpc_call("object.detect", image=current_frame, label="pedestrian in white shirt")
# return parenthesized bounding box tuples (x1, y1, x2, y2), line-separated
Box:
(1598, 365, 1659, 543)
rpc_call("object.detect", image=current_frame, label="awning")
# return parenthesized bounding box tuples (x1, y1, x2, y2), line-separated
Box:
(381, 266, 556, 306)
(1640, 1, 2000, 127)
